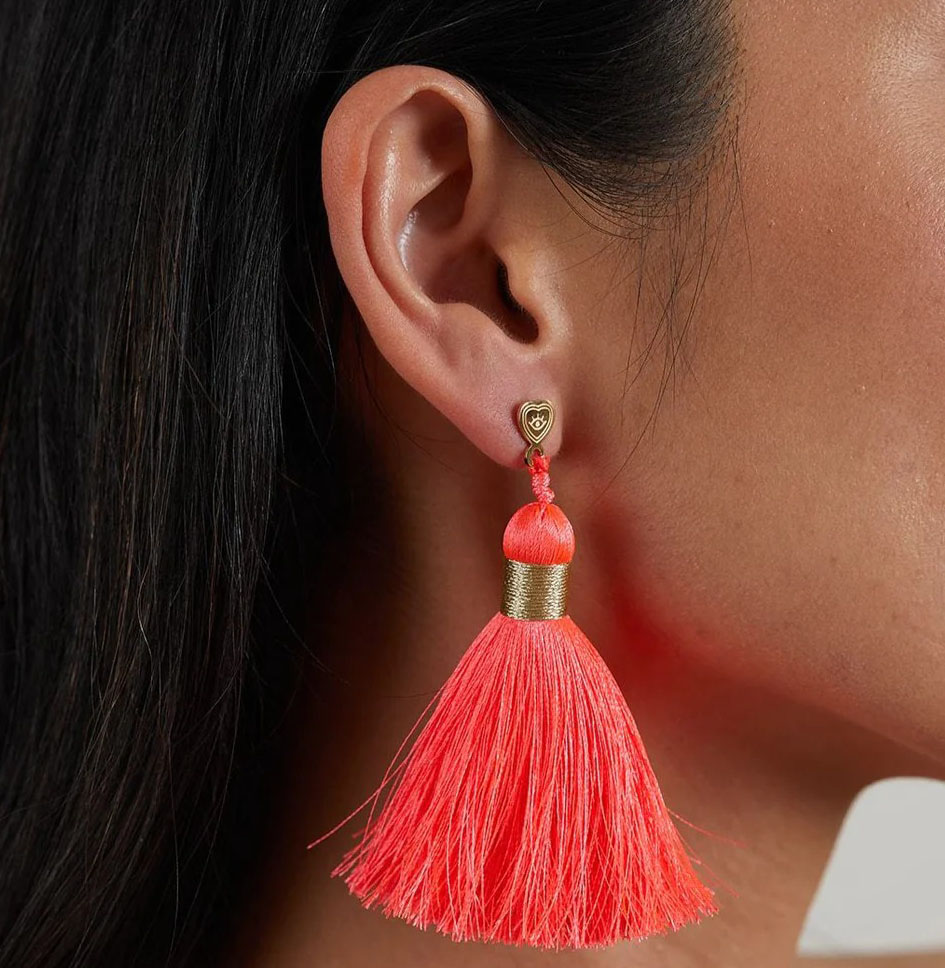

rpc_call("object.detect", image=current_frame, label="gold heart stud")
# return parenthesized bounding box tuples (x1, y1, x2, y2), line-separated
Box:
(517, 400, 555, 449)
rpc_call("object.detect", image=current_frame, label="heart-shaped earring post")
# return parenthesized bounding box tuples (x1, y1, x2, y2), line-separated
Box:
(517, 400, 555, 465)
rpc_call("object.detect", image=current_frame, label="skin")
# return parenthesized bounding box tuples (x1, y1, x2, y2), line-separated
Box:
(229, 1, 945, 965)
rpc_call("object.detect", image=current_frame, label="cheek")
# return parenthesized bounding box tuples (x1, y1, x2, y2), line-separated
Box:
(608, 0, 945, 762)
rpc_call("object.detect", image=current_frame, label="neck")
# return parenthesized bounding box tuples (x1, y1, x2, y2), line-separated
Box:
(226, 401, 921, 968)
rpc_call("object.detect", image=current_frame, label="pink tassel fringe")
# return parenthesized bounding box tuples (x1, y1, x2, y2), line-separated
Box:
(314, 456, 717, 948)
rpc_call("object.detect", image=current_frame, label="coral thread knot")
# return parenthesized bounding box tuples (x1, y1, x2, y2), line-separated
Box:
(529, 454, 555, 505)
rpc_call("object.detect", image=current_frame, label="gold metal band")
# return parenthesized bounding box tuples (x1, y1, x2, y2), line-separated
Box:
(500, 559, 570, 621)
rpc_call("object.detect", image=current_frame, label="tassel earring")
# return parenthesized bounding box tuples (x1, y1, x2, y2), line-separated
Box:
(310, 400, 718, 949)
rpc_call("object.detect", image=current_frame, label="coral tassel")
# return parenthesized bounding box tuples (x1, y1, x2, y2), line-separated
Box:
(313, 455, 717, 948)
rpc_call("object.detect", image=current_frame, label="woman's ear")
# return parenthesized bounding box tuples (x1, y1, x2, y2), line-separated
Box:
(320, 64, 573, 466)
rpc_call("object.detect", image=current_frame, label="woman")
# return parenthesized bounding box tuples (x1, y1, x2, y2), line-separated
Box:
(1, 0, 943, 965)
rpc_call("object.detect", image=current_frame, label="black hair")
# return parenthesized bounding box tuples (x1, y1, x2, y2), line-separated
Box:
(0, 2, 738, 965)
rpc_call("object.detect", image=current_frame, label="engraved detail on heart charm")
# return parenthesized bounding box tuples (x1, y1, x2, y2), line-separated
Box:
(517, 400, 555, 449)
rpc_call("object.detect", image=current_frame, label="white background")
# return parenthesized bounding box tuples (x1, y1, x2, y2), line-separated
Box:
(797, 777, 945, 956)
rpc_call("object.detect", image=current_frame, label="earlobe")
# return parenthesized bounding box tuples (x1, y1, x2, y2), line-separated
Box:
(320, 65, 568, 466)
